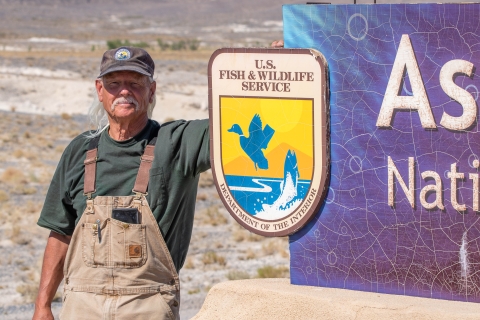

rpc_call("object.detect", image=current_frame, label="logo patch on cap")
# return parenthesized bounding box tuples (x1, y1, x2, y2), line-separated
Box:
(115, 48, 131, 61)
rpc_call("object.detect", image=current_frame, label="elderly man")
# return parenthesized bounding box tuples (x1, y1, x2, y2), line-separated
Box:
(33, 47, 210, 320)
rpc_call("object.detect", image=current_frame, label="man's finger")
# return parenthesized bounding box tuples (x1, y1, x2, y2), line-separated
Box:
(270, 40, 284, 48)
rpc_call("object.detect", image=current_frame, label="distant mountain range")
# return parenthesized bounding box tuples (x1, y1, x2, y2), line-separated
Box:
(0, 0, 303, 43)
(0, 0, 468, 43)
(223, 142, 313, 180)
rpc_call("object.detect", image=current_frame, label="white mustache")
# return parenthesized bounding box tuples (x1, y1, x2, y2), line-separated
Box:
(111, 96, 139, 111)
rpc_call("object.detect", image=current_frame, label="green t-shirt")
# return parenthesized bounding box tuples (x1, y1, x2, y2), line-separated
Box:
(38, 119, 210, 272)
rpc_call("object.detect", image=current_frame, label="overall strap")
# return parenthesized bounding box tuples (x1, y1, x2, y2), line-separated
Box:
(83, 135, 101, 198)
(133, 136, 158, 195)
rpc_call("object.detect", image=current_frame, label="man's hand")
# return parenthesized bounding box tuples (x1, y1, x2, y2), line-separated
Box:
(270, 40, 284, 48)
(32, 307, 54, 320)
(33, 231, 71, 320)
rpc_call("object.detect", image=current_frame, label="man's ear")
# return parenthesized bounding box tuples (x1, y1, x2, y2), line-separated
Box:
(149, 81, 157, 104)
(95, 79, 104, 102)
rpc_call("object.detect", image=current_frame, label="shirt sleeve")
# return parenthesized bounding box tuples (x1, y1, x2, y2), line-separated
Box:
(37, 143, 80, 236)
(171, 119, 210, 176)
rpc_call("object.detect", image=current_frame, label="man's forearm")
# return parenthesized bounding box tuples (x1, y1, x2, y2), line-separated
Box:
(35, 231, 71, 309)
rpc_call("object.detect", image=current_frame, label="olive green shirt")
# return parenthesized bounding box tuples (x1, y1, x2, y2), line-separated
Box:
(38, 119, 210, 272)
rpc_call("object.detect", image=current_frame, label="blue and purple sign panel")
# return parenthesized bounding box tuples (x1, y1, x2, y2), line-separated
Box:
(284, 3, 480, 302)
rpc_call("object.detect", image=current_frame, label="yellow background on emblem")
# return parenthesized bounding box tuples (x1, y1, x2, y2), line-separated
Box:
(221, 97, 313, 179)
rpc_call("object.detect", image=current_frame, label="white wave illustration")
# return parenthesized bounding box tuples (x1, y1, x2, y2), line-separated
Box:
(229, 179, 273, 193)
(255, 171, 301, 220)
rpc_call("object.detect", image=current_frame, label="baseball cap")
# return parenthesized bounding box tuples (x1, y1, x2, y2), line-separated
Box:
(98, 46, 155, 78)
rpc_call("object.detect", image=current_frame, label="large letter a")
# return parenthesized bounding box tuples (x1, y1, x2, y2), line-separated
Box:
(376, 35, 436, 129)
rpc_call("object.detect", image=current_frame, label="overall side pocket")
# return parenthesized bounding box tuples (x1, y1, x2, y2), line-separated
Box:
(81, 221, 110, 267)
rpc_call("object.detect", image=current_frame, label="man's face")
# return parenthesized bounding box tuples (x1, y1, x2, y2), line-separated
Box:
(95, 71, 156, 121)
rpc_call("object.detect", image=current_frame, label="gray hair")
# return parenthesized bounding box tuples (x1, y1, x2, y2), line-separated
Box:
(87, 76, 156, 138)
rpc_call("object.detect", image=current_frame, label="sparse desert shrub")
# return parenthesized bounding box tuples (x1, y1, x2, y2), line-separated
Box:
(106, 39, 149, 50)
(61, 113, 71, 120)
(157, 38, 170, 51)
(13, 149, 24, 158)
(262, 238, 289, 257)
(202, 251, 226, 266)
(16, 283, 38, 303)
(10, 225, 32, 245)
(257, 265, 289, 278)
(198, 171, 214, 187)
(68, 130, 80, 138)
(56, 145, 66, 153)
(1, 167, 27, 185)
(226, 270, 250, 280)
(157, 38, 199, 51)
(187, 39, 200, 51)
(206, 207, 227, 226)
(196, 193, 207, 201)
(188, 288, 200, 294)
(184, 257, 195, 269)
(0, 190, 9, 202)
(197, 206, 227, 226)
(12, 184, 37, 195)
(233, 227, 263, 242)
(24, 200, 40, 214)
(171, 40, 186, 51)
(245, 248, 256, 260)
(29, 173, 39, 183)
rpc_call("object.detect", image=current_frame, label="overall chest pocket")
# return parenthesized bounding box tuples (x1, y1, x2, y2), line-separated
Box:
(82, 218, 147, 268)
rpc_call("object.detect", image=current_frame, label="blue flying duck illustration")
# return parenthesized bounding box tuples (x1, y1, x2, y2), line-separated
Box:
(228, 114, 275, 170)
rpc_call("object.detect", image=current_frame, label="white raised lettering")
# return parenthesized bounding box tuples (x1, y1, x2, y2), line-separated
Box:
(377, 34, 436, 129)
(420, 171, 444, 210)
(388, 156, 415, 208)
(439, 59, 476, 130)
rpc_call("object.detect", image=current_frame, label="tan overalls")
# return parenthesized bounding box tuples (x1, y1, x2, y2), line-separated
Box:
(60, 136, 180, 320)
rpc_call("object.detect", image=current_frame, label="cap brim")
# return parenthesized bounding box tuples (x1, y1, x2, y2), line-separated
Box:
(98, 65, 152, 78)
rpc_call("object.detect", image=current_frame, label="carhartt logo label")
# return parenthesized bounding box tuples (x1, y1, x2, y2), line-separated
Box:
(209, 48, 330, 237)
(129, 245, 142, 258)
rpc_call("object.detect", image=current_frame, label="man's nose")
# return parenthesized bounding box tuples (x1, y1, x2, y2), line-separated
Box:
(119, 85, 132, 96)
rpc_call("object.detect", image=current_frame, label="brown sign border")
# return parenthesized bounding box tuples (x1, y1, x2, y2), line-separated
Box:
(208, 48, 330, 237)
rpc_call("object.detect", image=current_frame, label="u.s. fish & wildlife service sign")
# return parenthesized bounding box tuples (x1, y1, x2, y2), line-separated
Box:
(209, 48, 329, 237)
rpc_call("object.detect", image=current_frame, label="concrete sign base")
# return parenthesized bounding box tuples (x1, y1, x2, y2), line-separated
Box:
(193, 279, 480, 320)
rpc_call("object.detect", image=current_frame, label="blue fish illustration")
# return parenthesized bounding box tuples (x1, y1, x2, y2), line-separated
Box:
(228, 114, 275, 170)
(256, 149, 302, 219)
(280, 150, 299, 195)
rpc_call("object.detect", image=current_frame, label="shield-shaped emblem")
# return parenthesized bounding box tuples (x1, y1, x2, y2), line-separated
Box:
(209, 48, 329, 236)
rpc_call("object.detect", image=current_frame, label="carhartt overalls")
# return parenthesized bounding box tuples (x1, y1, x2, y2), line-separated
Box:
(60, 135, 180, 320)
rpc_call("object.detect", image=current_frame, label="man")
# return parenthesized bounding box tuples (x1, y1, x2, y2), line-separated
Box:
(33, 47, 210, 319)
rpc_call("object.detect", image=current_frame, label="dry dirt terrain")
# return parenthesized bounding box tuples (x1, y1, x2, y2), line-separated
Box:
(0, 0, 301, 318)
